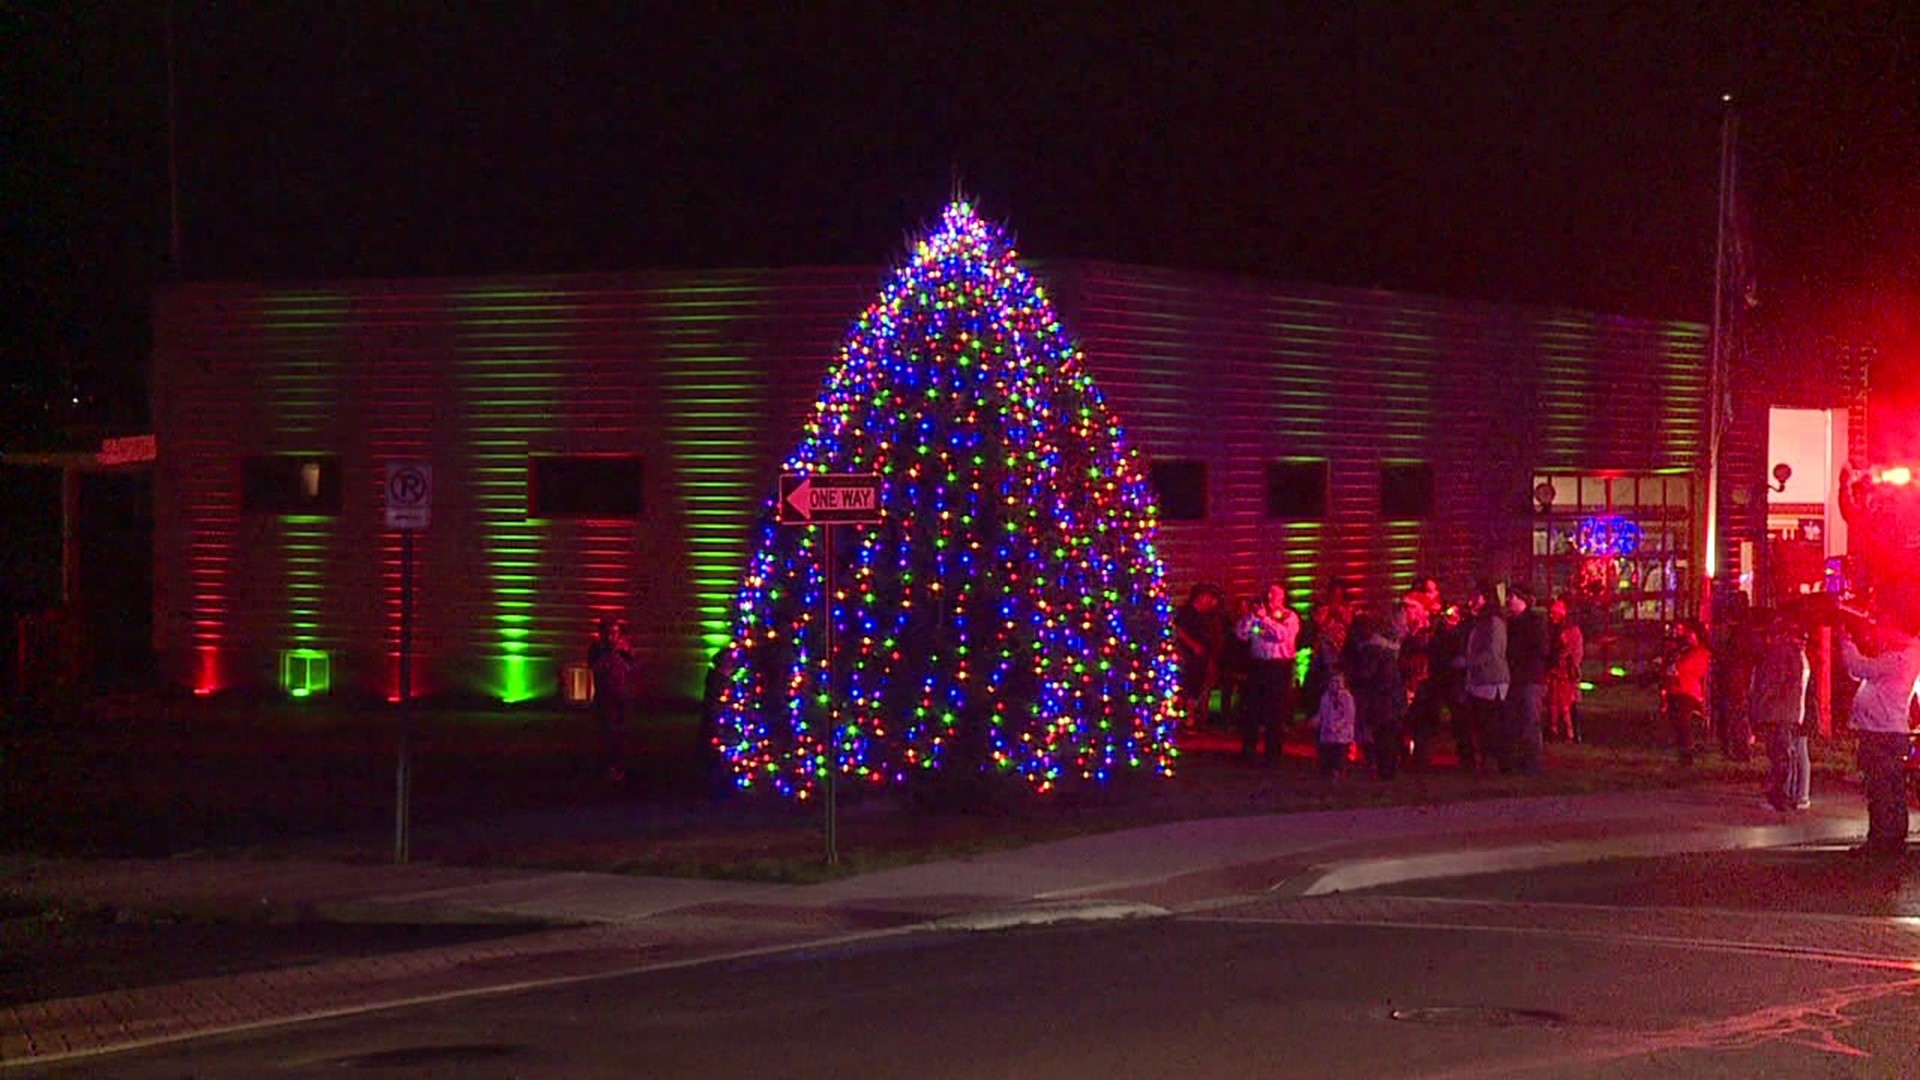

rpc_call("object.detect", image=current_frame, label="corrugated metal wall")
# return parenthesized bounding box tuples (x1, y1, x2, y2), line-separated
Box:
(154, 270, 879, 703)
(1060, 263, 1708, 609)
(153, 261, 1707, 705)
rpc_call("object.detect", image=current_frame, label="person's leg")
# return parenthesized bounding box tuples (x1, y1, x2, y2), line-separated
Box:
(1350, 699, 1375, 770)
(1762, 723, 1791, 808)
(1516, 684, 1546, 775)
(597, 698, 628, 780)
(1730, 706, 1753, 762)
(1492, 694, 1517, 773)
(1408, 685, 1436, 770)
(1240, 665, 1272, 761)
(1265, 671, 1296, 762)
(1374, 717, 1403, 780)
(1787, 733, 1811, 808)
(1471, 695, 1499, 772)
(1857, 732, 1909, 852)
(1452, 695, 1478, 771)
(1669, 693, 1698, 765)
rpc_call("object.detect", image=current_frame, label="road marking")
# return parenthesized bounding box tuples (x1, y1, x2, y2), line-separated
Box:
(0, 922, 918, 1070)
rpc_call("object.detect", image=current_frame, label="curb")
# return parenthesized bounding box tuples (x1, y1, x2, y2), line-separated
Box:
(1285, 817, 1864, 897)
(926, 899, 1173, 932)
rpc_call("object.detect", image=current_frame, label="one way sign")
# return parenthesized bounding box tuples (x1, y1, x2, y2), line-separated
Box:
(778, 473, 882, 525)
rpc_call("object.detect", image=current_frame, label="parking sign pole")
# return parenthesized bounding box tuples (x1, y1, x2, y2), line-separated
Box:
(395, 528, 413, 864)
(382, 462, 430, 866)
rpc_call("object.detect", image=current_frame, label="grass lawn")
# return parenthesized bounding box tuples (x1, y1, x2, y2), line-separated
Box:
(0, 683, 1860, 883)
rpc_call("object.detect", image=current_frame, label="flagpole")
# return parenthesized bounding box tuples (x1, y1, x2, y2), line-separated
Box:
(165, 0, 183, 276)
(1703, 94, 1736, 618)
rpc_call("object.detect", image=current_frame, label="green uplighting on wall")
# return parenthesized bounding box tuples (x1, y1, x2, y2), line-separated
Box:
(1379, 522, 1422, 590)
(279, 522, 333, 646)
(657, 277, 772, 694)
(497, 655, 540, 704)
(259, 291, 349, 683)
(454, 285, 573, 704)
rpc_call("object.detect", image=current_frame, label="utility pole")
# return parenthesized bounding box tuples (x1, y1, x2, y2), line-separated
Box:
(1703, 94, 1738, 622)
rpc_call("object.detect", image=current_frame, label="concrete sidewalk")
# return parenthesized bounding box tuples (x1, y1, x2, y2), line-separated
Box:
(0, 787, 1876, 1069)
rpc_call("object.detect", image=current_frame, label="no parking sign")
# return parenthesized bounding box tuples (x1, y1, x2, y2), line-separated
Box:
(385, 463, 432, 530)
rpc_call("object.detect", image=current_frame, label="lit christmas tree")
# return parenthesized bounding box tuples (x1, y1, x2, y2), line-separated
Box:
(713, 201, 1178, 798)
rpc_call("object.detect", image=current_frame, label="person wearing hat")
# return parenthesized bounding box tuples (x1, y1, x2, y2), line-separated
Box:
(1503, 581, 1551, 775)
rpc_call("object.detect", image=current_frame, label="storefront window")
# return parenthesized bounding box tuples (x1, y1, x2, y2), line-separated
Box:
(1530, 471, 1696, 679)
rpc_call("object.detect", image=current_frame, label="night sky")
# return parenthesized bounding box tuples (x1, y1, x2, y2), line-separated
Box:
(7, 3, 1916, 435)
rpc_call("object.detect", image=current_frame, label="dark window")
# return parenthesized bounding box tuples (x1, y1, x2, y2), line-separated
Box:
(1149, 459, 1208, 521)
(242, 455, 341, 515)
(529, 456, 643, 519)
(1382, 461, 1436, 520)
(1265, 460, 1327, 519)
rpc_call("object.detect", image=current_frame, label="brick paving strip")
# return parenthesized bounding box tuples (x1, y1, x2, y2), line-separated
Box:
(0, 912, 896, 1069)
(1204, 893, 1920, 968)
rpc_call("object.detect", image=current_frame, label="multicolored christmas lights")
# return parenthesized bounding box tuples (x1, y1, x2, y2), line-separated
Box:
(714, 201, 1180, 797)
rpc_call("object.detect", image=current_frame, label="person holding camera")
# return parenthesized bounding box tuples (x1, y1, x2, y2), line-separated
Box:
(1838, 609, 1920, 857)
(1235, 581, 1301, 764)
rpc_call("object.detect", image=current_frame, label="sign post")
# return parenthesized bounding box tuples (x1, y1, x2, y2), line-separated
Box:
(384, 463, 432, 864)
(777, 473, 881, 866)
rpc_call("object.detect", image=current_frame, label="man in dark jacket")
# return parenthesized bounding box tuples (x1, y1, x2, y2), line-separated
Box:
(1504, 582, 1551, 775)
(1344, 611, 1408, 780)
(589, 617, 635, 782)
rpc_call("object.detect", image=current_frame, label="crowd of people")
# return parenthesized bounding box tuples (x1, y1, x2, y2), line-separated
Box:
(1172, 575, 1587, 781)
(1173, 572, 1918, 857)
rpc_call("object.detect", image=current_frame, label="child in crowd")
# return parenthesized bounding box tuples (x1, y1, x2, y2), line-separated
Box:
(1315, 670, 1356, 778)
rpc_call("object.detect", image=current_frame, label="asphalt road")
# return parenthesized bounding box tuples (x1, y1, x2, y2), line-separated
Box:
(26, 847, 1920, 1079)
(0, 900, 549, 1008)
